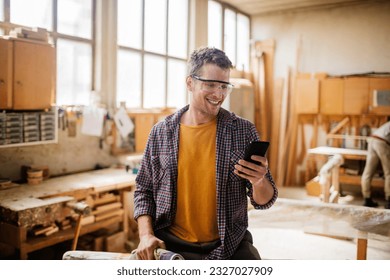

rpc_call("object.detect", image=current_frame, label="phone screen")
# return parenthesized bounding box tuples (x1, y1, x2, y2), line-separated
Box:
(244, 141, 270, 164)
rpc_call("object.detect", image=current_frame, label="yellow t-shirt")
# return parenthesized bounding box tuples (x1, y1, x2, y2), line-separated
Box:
(170, 118, 219, 243)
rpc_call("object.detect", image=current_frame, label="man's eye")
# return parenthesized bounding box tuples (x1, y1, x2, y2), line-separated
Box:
(220, 84, 228, 90)
(205, 83, 217, 89)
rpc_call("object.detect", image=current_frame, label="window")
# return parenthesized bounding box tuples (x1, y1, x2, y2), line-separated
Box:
(208, 0, 250, 72)
(208, 0, 222, 49)
(0, 0, 4, 21)
(10, 0, 52, 30)
(55, 0, 94, 106)
(2, 0, 94, 106)
(57, 0, 92, 39)
(117, 0, 189, 109)
(56, 39, 92, 105)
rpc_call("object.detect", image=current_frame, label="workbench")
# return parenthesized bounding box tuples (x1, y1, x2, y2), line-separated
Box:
(307, 146, 385, 189)
(0, 168, 136, 259)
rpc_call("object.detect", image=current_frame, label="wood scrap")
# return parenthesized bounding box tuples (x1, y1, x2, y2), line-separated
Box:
(95, 209, 124, 222)
(92, 202, 122, 215)
(93, 193, 118, 207)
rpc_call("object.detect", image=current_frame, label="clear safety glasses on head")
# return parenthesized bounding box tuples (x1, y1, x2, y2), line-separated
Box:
(191, 75, 234, 95)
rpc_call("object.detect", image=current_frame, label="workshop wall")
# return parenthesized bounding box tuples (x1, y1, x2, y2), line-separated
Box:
(0, 121, 118, 181)
(252, 2, 390, 78)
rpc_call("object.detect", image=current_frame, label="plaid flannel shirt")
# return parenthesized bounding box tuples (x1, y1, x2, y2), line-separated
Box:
(134, 105, 278, 259)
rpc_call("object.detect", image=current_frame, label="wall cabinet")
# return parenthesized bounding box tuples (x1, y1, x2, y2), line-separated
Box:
(320, 77, 390, 115)
(0, 38, 55, 110)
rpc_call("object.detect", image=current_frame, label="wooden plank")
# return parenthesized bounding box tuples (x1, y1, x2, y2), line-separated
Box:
(92, 202, 122, 215)
(269, 78, 284, 180)
(339, 174, 384, 188)
(276, 68, 291, 186)
(329, 117, 349, 134)
(95, 209, 124, 222)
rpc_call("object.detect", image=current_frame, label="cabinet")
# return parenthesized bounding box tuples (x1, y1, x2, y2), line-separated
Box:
(320, 78, 344, 114)
(0, 38, 55, 110)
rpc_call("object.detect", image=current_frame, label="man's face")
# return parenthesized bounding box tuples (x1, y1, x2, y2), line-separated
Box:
(187, 63, 231, 118)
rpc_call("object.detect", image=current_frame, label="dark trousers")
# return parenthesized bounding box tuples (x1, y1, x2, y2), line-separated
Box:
(155, 229, 261, 260)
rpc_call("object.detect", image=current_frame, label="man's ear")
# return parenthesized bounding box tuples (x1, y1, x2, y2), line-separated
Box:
(186, 76, 193, 92)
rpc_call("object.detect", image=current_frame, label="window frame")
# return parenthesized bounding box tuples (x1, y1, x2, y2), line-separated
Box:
(208, 0, 251, 71)
(116, 0, 190, 109)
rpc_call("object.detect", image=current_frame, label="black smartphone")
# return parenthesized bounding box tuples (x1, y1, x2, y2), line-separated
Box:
(244, 141, 270, 164)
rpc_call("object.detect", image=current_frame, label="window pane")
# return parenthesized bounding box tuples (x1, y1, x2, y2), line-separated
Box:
(118, 0, 142, 49)
(144, 55, 165, 108)
(144, 0, 167, 54)
(224, 9, 236, 66)
(237, 14, 250, 71)
(117, 50, 142, 108)
(0, 0, 4, 21)
(57, 39, 92, 106)
(167, 59, 187, 109)
(208, 0, 222, 49)
(10, 0, 52, 30)
(0, 29, 4, 36)
(168, 0, 188, 58)
(57, 0, 92, 39)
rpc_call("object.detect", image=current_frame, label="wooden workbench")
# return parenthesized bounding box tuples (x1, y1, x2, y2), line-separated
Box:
(307, 146, 385, 189)
(0, 168, 136, 259)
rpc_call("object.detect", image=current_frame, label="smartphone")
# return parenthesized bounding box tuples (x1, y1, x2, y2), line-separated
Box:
(244, 141, 270, 165)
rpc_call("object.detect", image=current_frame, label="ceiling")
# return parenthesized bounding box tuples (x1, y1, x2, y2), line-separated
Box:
(219, 0, 382, 16)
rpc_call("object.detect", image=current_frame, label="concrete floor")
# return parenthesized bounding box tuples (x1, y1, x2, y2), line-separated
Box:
(249, 186, 390, 260)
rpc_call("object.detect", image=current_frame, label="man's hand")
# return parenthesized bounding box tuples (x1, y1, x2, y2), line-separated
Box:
(234, 155, 275, 205)
(234, 155, 268, 185)
(136, 234, 166, 260)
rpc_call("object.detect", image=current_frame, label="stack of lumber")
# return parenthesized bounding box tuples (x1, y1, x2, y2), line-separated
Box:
(31, 224, 59, 237)
(90, 193, 124, 223)
(8, 27, 49, 43)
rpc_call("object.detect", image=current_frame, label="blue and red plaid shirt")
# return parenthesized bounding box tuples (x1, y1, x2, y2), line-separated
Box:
(134, 105, 278, 259)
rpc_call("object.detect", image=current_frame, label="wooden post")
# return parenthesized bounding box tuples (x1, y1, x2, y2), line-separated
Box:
(357, 238, 368, 260)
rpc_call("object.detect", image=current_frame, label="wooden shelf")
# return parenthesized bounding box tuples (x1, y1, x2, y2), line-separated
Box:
(21, 215, 123, 256)
(339, 174, 384, 188)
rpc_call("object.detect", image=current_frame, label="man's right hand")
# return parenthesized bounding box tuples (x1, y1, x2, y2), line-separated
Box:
(136, 234, 166, 260)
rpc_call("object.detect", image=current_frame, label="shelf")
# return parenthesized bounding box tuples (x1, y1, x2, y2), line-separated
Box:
(20, 215, 123, 255)
(339, 174, 384, 188)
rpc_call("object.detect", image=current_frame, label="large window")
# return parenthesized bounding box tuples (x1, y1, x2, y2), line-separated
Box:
(0, 0, 94, 106)
(55, 0, 93, 106)
(208, 0, 250, 72)
(117, 0, 189, 109)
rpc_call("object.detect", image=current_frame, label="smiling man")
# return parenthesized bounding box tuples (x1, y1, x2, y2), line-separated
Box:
(134, 47, 278, 260)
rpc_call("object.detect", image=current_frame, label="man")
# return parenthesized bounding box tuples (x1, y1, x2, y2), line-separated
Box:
(361, 120, 390, 209)
(133, 47, 278, 260)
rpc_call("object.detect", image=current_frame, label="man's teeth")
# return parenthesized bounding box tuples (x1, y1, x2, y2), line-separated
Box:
(208, 99, 219, 105)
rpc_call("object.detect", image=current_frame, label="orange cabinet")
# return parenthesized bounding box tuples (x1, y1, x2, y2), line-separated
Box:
(320, 78, 344, 114)
(320, 77, 372, 115)
(343, 77, 369, 114)
(0, 38, 55, 110)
